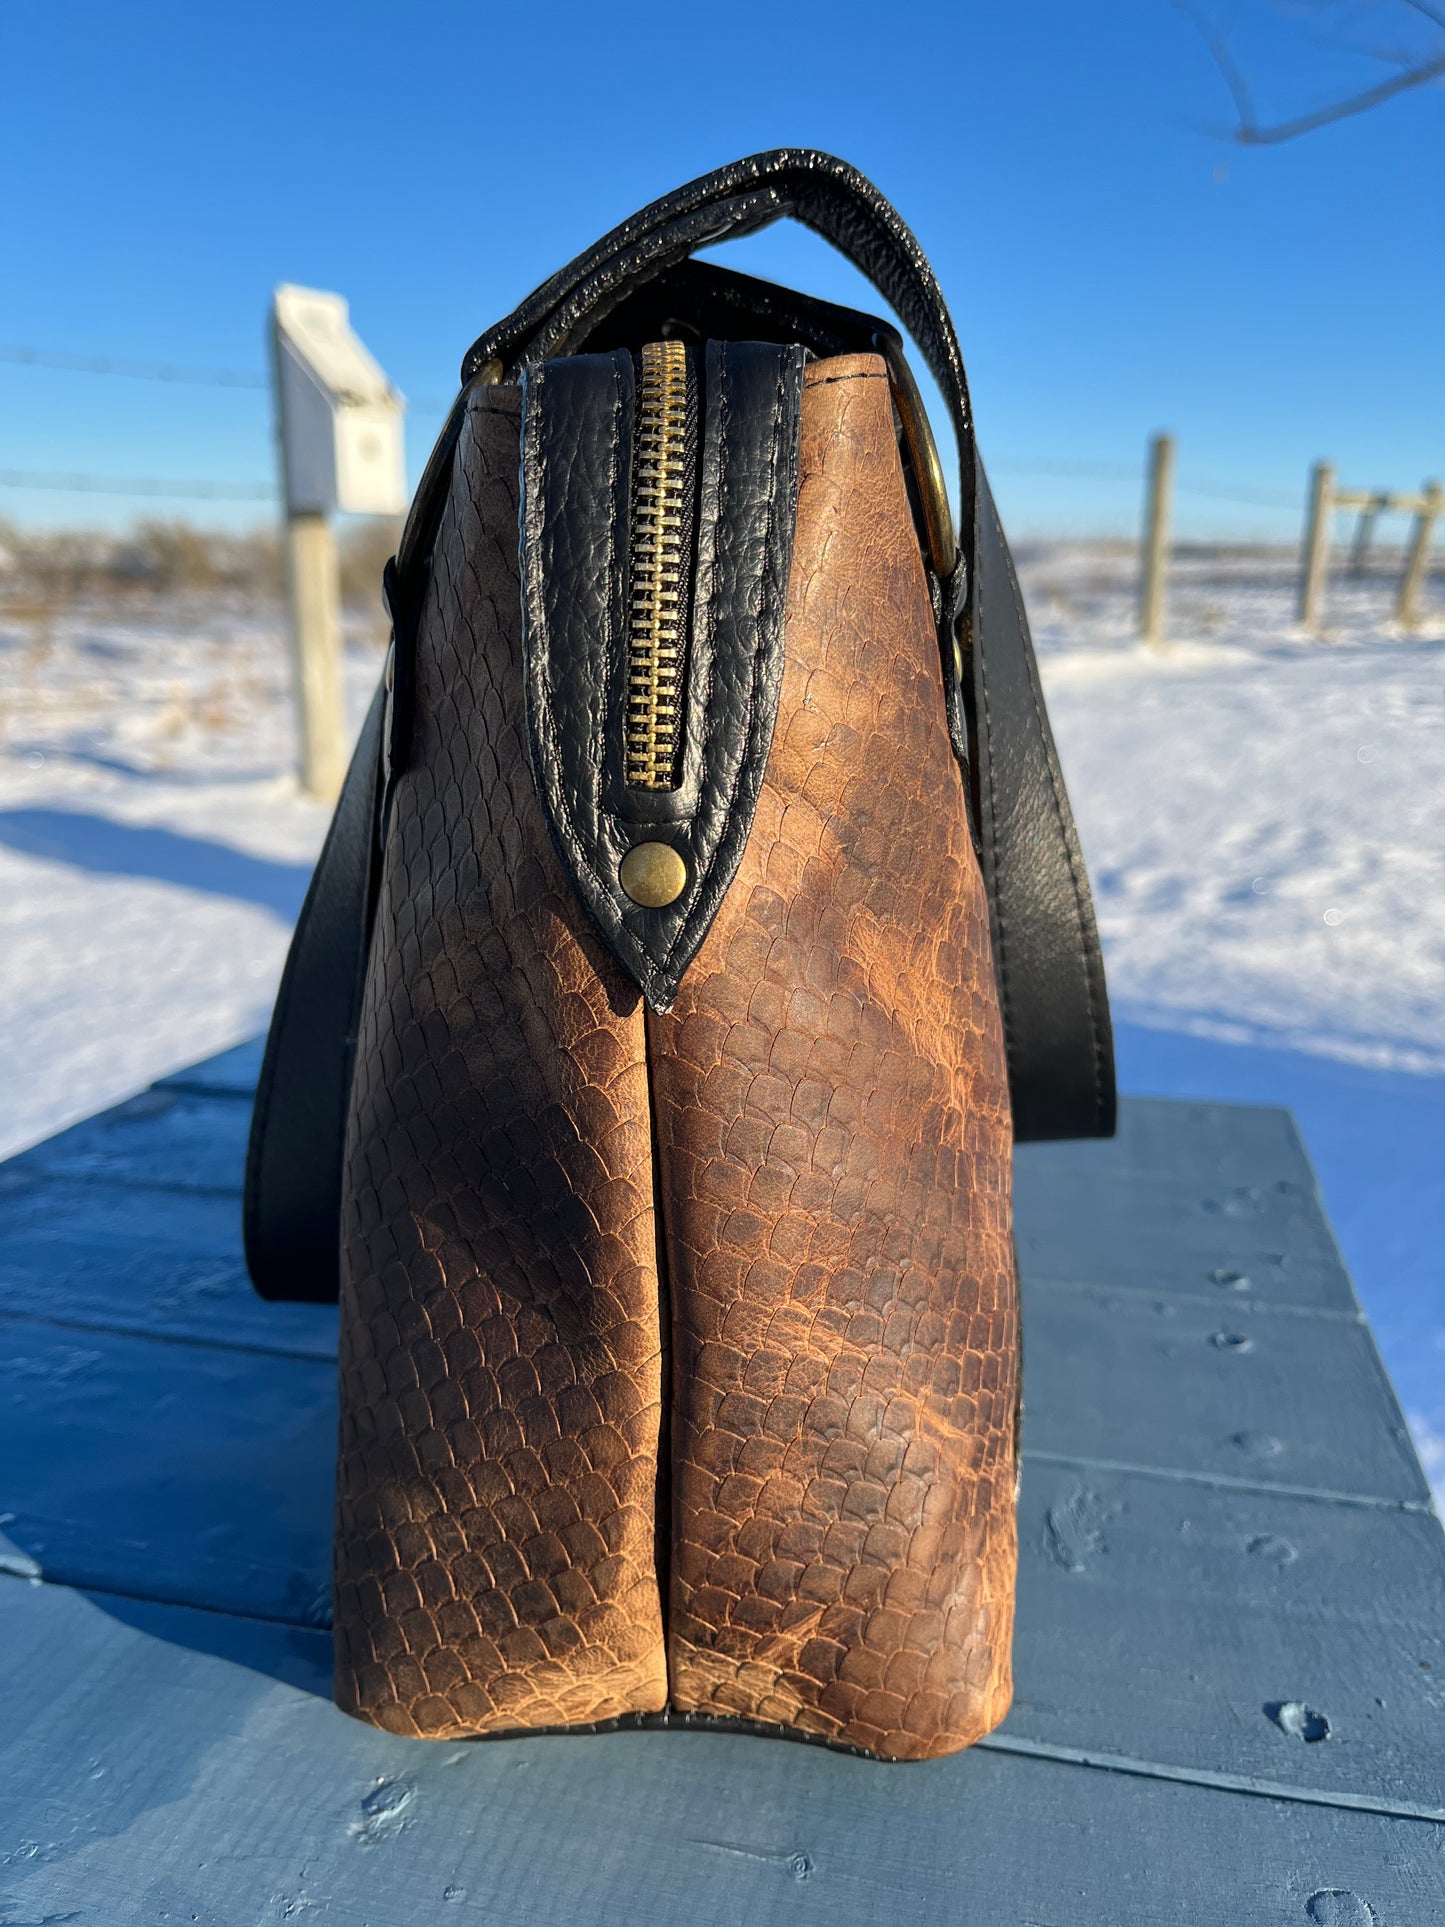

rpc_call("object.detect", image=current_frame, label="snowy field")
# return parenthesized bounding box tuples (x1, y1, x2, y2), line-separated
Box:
(1, 546, 1441, 1496)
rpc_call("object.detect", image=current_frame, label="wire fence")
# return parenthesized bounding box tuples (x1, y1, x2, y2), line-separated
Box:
(1, 336, 1317, 518)
(0, 344, 268, 389)
(2, 328, 1438, 644)
(0, 467, 277, 501)
(0, 342, 453, 416)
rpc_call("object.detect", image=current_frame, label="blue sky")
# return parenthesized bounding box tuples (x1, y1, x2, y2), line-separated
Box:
(2, 0, 1440, 538)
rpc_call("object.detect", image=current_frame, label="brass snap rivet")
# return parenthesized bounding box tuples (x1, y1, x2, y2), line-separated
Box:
(620, 841, 687, 908)
(952, 632, 965, 684)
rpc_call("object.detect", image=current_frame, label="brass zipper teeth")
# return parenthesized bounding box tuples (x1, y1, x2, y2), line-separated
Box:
(626, 339, 689, 791)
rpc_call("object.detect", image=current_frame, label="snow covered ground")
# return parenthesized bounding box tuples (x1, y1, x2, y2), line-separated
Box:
(1, 547, 1441, 1494)
(1022, 543, 1445, 1497)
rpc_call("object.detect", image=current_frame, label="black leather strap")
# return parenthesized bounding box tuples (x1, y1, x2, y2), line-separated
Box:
(970, 466, 1114, 1137)
(243, 680, 386, 1302)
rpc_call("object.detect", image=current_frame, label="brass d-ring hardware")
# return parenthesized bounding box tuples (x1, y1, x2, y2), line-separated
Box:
(872, 331, 957, 581)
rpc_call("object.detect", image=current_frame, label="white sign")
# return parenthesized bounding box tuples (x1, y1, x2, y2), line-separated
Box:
(272, 285, 406, 516)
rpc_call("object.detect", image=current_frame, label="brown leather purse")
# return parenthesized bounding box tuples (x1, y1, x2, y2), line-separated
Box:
(244, 151, 1114, 1761)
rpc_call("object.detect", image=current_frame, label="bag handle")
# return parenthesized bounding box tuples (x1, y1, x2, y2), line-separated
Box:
(393, 153, 972, 597)
(459, 150, 977, 561)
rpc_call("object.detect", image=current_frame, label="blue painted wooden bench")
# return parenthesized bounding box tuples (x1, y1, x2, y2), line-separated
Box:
(1, 1043, 1441, 1924)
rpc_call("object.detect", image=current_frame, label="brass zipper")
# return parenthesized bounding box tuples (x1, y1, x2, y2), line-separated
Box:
(625, 339, 690, 791)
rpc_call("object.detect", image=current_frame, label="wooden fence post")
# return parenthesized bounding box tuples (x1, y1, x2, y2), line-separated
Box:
(270, 285, 406, 801)
(270, 300, 345, 801)
(1298, 460, 1335, 631)
(1349, 493, 1383, 577)
(1396, 482, 1441, 628)
(1139, 432, 1175, 648)
(282, 512, 346, 798)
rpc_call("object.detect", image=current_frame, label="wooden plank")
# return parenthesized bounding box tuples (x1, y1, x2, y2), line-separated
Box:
(0, 1179, 336, 1359)
(1009, 1457, 1445, 1807)
(1016, 1102, 1357, 1310)
(1, 1304, 1439, 1808)
(4, 1281, 1421, 1627)
(1015, 1176, 1357, 1308)
(155, 1034, 263, 1096)
(1076, 1095, 1319, 1184)
(0, 1574, 1440, 1927)
(1022, 1281, 1429, 1504)
(0, 1093, 1348, 1361)
(0, 1321, 334, 1625)
(8, 1086, 250, 1197)
(10, 1080, 1345, 1325)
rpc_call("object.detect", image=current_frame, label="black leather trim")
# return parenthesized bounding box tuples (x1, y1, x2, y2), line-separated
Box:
(242, 677, 387, 1303)
(520, 340, 804, 1011)
(577, 258, 890, 364)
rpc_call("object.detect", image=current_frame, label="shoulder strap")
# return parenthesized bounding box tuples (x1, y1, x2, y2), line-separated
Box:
(245, 153, 1114, 1302)
(243, 680, 387, 1301)
(970, 463, 1113, 1137)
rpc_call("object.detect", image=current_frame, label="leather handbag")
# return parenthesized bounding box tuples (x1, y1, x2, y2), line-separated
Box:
(244, 150, 1114, 1762)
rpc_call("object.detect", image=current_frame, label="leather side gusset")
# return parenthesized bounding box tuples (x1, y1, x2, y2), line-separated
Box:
(335, 386, 670, 1738)
(520, 340, 804, 1012)
(649, 357, 1018, 1762)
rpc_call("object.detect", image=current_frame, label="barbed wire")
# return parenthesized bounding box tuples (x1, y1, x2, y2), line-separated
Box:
(0, 343, 452, 412)
(0, 468, 277, 501)
(0, 344, 268, 388)
(989, 458, 1302, 512)
(0, 461, 1308, 512)
(1177, 478, 1305, 511)
(0, 341, 1372, 516)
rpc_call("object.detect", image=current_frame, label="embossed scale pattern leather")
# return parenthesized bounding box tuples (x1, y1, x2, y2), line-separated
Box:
(334, 386, 668, 1738)
(334, 359, 1016, 1761)
(649, 357, 1017, 1760)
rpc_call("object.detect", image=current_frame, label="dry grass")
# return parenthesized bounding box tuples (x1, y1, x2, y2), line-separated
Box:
(0, 515, 403, 618)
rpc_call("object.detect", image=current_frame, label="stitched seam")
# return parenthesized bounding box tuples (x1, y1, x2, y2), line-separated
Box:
(659, 347, 787, 972)
(595, 352, 623, 865)
(990, 495, 1109, 1129)
(532, 359, 634, 955)
(656, 344, 737, 969)
(974, 583, 1018, 1084)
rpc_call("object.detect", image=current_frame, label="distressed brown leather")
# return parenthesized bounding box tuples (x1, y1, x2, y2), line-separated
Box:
(334, 387, 668, 1737)
(650, 357, 1016, 1758)
(333, 357, 1016, 1760)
